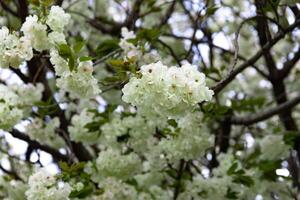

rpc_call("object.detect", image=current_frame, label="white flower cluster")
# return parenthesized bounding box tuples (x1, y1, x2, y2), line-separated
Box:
(100, 114, 157, 151)
(0, 6, 70, 69)
(0, 103, 23, 131)
(0, 27, 32, 68)
(259, 134, 290, 161)
(49, 49, 69, 76)
(46, 6, 71, 32)
(25, 168, 72, 200)
(56, 61, 101, 98)
(91, 178, 171, 200)
(178, 152, 294, 200)
(85, 148, 142, 183)
(25, 117, 65, 148)
(0, 177, 27, 200)
(21, 15, 50, 51)
(122, 62, 213, 118)
(178, 175, 230, 200)
(69, 109, 100, 144)
(161, 112, 212, 162)
(0, 83, 43, 130)
(21, 6, 70, 51)
(119, 27, 139, 59)
(118, 27, 162, 65)
(83, 110, 212, 187)
(93, 178, 138, 200)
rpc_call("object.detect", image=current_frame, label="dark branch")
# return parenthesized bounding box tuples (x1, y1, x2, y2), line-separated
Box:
(212, 19, 300, 94)
(279, 47, 300, 79)
(10, 129, 69, 162)
(231, 93, 300, 125)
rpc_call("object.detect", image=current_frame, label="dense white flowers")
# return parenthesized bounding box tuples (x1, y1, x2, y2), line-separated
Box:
(0, 177, 27, 200)
(0, 104, 23, 131)
(178, 175, 230, 200)
(20, 6, 70, 52)
(48, 31, 66, 45)
(0, 3, 296, 200)
(21, 15, 49, 51)
(25, 117, 64, 148)
(259, 134, 290, 160)
(100, 114, 157, 151)
(25, 168, 72, 200)
(56, 61, 101, 98)
(46, 6, 71, 32)
(51, 51, 101, 98)
(69, 109, 100, 144)
(0, 5, 70, 69)
(0, 83, 43, 130)
(49, 49, 69, 76)
(0, 27, 33, 68)
(85, 148, 142, 183)
(122, 62, 213, 118)
(95, 178, 138, 200)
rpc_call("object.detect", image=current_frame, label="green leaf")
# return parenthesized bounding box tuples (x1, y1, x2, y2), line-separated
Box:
(96, 39, 119, 58)
(227, 162, 238, 175)
(216, 105, 229, 115)
(226, 188, 239, 199)
(146, 0, 156, 7)
(69, 183, 94, 198)
(107, 59, 136, 73)
(73, 40, 85, 53)
(258, 160, 281, 172)
(68, 56, 76, 71)
(167, 119, 177, 128)
(57, 44, 72, 60)
(126, 178, 138, 187)
(206, 6, 219, 16)
(136, 28, 160, 43)
(79, 56, 94, 62)
(59, 161, 70, 172)
(245, 147, 261, 164)
(263, 0, 280, 12)
(231, 97, 266, 113)
(41, 0, 53, 6)
(258, 160, 281, 181)
(283, 131, 299, 146)
(30, 0, 40, 6)
(233, 175, 254, 187)
(33, 99, 59, 117)
(165, 168, 177, 179)
(101, 72, 127, 85)
(84, 122, 102, 132)
(117, 134, 130, 142)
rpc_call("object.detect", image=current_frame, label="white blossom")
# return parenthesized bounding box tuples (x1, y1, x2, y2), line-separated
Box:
(46, 6, 71, 32)
(95, 178, 138, 200)
(85, 148, 142, 183)
(69, 109, 100, 144)
(56, 61, 101, 98)
(0, 27, 33, 68)
(25, 168, 72, 200)
(21, 15, 50, 51)
(25, 117, 64, 148)
(0, 83, 43, 130)
(122, 61, 213, 119)
(259, 135, 290, 161)
(119, 27, 139, 59)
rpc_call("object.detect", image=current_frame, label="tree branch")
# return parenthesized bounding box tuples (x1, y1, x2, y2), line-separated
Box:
(212, 19, 300, 94)
(279, 47, 300, 79)
(230, 93, 300, 125)
(10, 129, 69, 162)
